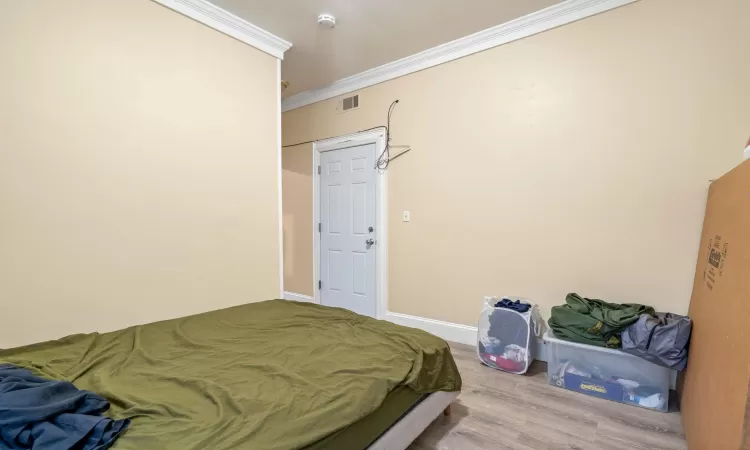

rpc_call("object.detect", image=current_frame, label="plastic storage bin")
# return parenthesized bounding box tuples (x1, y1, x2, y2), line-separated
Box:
(544, 329, 670, 412)
(477, 297, 541, 374)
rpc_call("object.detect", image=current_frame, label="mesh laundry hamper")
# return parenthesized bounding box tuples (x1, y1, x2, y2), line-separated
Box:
(477, 296, 542, 374)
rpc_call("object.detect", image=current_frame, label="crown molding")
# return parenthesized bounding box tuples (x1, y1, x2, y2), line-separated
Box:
(282, 0, 636, 112)
(153, 0, 292, 59)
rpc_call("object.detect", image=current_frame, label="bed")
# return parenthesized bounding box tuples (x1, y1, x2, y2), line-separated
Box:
(0, 300, 461, 450)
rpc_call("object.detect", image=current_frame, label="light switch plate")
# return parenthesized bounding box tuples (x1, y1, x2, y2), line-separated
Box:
(403, 211, 410, 222)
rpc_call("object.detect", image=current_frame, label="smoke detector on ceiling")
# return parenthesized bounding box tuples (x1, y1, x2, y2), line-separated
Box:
(317, 14, 336, 28)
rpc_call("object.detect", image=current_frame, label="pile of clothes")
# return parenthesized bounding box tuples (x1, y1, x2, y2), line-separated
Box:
(550, 360, 667, 411)
(548, 293, 692, 370)
(0, 364, 130, 450)
(477, 298, 536, 373)
(478, 337, 527, 372)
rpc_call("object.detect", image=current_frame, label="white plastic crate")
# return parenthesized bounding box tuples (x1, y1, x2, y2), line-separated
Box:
(477, 297, 541, 375)
(543, 330, 670, 412)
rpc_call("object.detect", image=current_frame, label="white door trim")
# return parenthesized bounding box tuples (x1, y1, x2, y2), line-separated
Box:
(312, 130, 388, 319)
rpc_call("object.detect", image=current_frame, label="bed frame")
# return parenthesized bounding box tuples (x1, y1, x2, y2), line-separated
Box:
(368, 391, 459, 450)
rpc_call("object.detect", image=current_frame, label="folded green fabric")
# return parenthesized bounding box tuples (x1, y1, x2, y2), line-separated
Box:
(548, 293, 655, 348)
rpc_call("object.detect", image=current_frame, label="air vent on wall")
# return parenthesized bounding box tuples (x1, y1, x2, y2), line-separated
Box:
(339, 94, 359, 113)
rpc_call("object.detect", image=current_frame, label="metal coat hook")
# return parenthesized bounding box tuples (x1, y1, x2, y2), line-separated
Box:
(386, 145, 412, 163)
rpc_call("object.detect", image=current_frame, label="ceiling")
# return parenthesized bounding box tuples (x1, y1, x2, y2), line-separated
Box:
(210, 0, 562, 97)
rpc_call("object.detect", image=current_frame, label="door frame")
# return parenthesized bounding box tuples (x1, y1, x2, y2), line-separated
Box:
(312, 129, 388, 319)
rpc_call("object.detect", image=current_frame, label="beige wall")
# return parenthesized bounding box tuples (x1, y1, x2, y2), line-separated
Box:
(282, 0, 750, 326)
(282, 145, 314, 295)
(0, 0, 280, 348)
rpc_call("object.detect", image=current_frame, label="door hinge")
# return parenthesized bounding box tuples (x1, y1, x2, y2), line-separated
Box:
(317, 165, 321, 175)
(318, 280, 322, 290)
(318, 222, 322, 233)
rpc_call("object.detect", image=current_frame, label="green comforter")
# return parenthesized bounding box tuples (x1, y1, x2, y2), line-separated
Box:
(0, 300, 461, 450)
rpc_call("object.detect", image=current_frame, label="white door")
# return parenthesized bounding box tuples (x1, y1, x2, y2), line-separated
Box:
(319, 143, 377, 317)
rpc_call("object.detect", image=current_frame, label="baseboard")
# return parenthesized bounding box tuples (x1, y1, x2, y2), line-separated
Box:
(384, 311, 547, 360)
(384, 312, 479, 347)
(283, 292, 316, 303)
(536, 338, 547, 362)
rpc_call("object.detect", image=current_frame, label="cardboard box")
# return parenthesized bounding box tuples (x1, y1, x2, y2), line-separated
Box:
(681, 160, 750, 450)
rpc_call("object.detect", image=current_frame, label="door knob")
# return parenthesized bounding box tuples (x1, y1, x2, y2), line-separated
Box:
(366, 238, 375, 247)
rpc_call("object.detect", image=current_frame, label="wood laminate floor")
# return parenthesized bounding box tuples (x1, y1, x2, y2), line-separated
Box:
(409, 343, 687, 450)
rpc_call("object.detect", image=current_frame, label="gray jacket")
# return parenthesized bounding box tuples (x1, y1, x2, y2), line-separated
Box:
(621, 313, 692, 371)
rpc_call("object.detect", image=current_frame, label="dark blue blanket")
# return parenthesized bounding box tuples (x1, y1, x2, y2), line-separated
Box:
(0, 364, 129, 450)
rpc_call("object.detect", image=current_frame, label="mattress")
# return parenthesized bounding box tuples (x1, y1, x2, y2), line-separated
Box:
(303, 386, 426, 450)
(0, 300, 461, 450)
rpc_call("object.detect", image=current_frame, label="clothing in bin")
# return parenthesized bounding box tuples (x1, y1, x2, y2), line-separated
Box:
(548, 293, 692, 371)
(548, 293, 655, 348)
(544, 329, 671, 412)
(477, 297, 541, 375)
(551, 360, 666, 410)
(621, 313, 692, 371)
